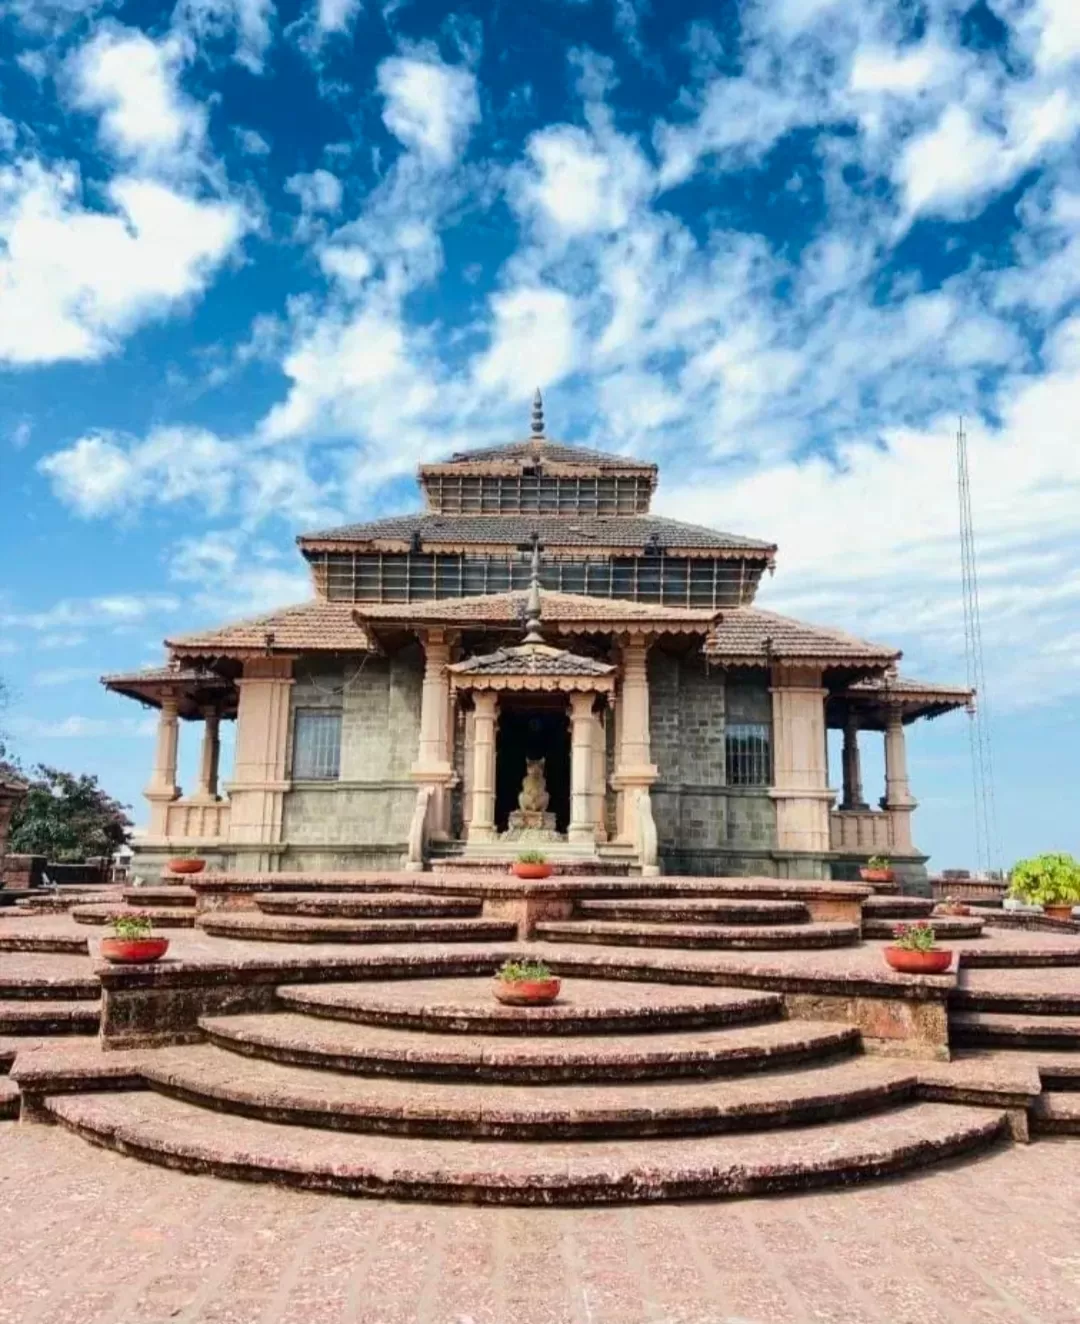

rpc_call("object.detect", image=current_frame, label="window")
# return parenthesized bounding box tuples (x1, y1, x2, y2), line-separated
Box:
(725, 723, 771, 786)
(293, 710, 342, 780)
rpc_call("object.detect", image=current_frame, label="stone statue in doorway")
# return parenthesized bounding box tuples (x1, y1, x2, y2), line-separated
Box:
(518, 758, 550, 814)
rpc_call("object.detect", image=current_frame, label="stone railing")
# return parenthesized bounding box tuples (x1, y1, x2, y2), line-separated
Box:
(163, 799, 231, 843)
(403, 785, 434, 872)
(829, 808, 894, 853)
(632, 787, 659, 877)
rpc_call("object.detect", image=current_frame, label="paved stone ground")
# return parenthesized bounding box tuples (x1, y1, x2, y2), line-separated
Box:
(2, 1125, 1080, 1324)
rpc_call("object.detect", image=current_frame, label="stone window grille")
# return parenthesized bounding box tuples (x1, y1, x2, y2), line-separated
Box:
(292, 710, 342, 780)
(725, 723, 771, 786)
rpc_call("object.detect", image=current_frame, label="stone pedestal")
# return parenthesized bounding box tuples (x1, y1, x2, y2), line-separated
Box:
(503, 809, 559, 841)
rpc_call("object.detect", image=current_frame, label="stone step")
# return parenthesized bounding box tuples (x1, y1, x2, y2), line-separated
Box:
(863, 916, 985, 940)
(44, 1092, 1008, 1205)
(198, 913, 518, 945)
(141, 1044, 916, 1140)
(275, 978, 784, 1036)
(576, 898, 810, 925)
(0, 1077, 18, 1120)
(532, 919, 860, 951)
(202, 1011, 860, 1083)
(121, 887, 197, 908)
(957, 946, 1080, 968)
(71, 904, 196, 928)
(0, 957, 101, 1001)
(1031, 1092, 1080, 1135)
(951, 1012, 1080, 1050)
(954, 967, 1080, 1016)
(16, 891, 124, 914)
(0, 1001, 100, 1035)
(253, 893, 483, 920)
(861, 896, 936, 920)
(0, 930, 90, 955)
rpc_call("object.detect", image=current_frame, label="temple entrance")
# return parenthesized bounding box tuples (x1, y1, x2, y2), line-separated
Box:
(494, 700, 571, 834)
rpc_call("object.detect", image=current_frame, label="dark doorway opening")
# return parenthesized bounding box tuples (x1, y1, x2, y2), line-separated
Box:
(495, 701, 570, 833)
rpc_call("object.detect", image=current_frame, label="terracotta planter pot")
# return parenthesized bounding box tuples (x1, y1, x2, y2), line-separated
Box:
(884, 946, 952, 975)
(167, 858, 205, 875)
(492, 977, 561, 1005)
(101, 937, 170, 965)
(1044, 904, 1077, 923)
(860, 867, 895, 884)
(511, 862, 552, 880)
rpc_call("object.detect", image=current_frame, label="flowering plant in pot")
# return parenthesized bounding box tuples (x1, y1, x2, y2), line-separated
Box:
(511, 850, 552, 880)
(166, 850, 205, 876)
(1008, 853, 1080, 923)
(884, 921, 952, 975)
(492, 957, 561, 1005)
(934, 895, 971, 917)
(860, 854, 895, 885)
(101, 911, 170, 965)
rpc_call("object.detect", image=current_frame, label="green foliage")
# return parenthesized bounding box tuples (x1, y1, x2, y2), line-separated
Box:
(8, 765, 132, 862)
(109, 911, 153, 940)
(867, 855, 892, 871)
(515, 850, 548, 864)
(496, 957, 553, 982)
(1009, 853, 1080, 906)
(891, 921, 938, 952)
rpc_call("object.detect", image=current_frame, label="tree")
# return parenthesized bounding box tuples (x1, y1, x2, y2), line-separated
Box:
(8, 765, 132, 862)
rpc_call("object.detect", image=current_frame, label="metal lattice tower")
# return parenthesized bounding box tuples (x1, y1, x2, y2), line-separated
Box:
(956, 417, 1002, 876)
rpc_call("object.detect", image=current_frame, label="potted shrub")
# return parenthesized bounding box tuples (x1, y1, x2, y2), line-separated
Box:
(492, 957, 561, 1005)
(100, 911, 170, 965)
(884, 921, 952, 975)
(934, 895, 971, 917)
(860, 855, 895, 885)
(511, 850, 552, 881)
(166, 851, 206, 875)
(1008, 853, 1080, 923)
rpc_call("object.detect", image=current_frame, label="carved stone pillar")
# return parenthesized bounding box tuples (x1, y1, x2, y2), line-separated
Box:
(612, 633, 657, 843)
(193, 705, 221, 801)
(769, 663, 833, 854)
(145, 693, 181, 836)
(226, 657, 294, 858)
(841, 709, 867, 810)
(882, 703, 916, 853)
(411, 629, 455, 839)
(568, 691, 596, 845)
(591, 703, 608, 842)
(467, 691, 498, 843)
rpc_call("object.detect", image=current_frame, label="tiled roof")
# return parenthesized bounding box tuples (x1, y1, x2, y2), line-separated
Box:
(358, 590, 719, 628)
(101, 666, 229, 686)
(299, 512, 775, 554)
(432, 438, 657, 472)
(846, 674, 972, 701)
(450, 642, 615, 679)
(707, 607, 899, 665)
(167, 601, 368, 655)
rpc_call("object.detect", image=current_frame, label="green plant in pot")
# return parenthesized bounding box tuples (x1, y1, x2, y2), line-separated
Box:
(492, 956, 561, 1005)
(860, 854, 895, 885)
(884, 920, 952, 975)
(101, 911, 170, 965)
(166, 848, 206, 876)
(1009, 853, 1080, 922)
(511, 849, 552, 880)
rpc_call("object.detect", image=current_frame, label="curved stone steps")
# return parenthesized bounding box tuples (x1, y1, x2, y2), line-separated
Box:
(954, 967, 1080, 1016)
(576, 898, 809, 925)
(533, 919, 860, 951)
(1031, 1092, 1080, 1135)
(0, 957, 101, 1001)
(0, 930, 89, 955)
(16, 891, 124, 914)
(275, 978, 783, 1036)
(198, 913, 517, 945)
(253, 893, 483, 920)
(0, 1001, 100, 1035)
(121, 887, 196, 908)
(140, 1044, 917, 1140)
(952, 1011, 1080, 1050)
(44, 1092, 1008, 1205)
(861, 896, 935, 920)
(864, 915, 985, 940)
(72, 904, 196, 929)
(201, 1011, 860, 1083)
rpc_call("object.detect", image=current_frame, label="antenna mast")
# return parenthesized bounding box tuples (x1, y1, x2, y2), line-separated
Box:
(956, 417, 1001, 876)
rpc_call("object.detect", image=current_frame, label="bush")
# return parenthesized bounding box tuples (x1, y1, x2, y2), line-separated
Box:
(891, 921, 937, 952)
(516, 850, 547, 864)
(496, 957, 553, 982)
(109, 911, 153, 940)
(867, 855, 892, 871)
(1009, 853, 1080, 907)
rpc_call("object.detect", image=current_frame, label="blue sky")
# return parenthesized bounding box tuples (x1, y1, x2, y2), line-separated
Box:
(1, 0, 1078, 872)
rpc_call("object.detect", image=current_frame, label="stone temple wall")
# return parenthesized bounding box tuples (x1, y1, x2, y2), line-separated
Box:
(648, 649, 779, 876)
(281, 648, 423, 869)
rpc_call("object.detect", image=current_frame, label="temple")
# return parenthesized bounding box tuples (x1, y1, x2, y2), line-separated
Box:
(104, 394, 972, 886)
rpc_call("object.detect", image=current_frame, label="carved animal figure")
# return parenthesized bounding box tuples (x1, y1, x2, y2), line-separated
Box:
(518, 758, 550, 813)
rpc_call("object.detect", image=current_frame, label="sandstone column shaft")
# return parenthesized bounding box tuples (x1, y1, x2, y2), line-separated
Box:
(194, 705, 221, 800)
(468, 692, 498, 842)
(412, 630, 454, 838)
(145, 693, 181, 837)
(613, 634, 657, 843)
(841, 709, 867, 810)
(227, 657, 294, 852)
(769, 664, 833, 855)
(568, 691, 596, 845)
(883, 703, 916, 852)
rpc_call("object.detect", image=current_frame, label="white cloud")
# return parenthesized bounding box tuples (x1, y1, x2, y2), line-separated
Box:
(1, 594, 181, 633)
(0, 162, 247, 365)
(233, 126, 272, 156)
(285, 168, 343, 214)
(514, 123, 653, 238)
(472, 286, 577, 396)
(8, 715, 157, 738)
(169, 529, 311, 616)
(377, 52, 480, 167)
(316, 0, 359, 35)
(173, 0, 275, 74)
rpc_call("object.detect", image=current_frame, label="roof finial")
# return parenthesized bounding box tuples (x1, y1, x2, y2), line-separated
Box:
(530, 387, 545, 439)
(523, 532, 544, 642)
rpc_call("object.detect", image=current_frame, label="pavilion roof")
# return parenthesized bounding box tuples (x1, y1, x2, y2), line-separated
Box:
(449, 641, 616, 692)
(166, 601, 370, 659)
(421, 436, 658, 475)
(101, 664, 237, 717)
(706, 607, 899, 668)
(831, 673, 974, 727)
(357, 589, 720, 632)
(298, 512, 775, 558)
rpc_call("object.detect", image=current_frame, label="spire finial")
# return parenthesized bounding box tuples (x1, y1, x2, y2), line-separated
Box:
(530, 387, 545, 439)
(523, 532, 544, 642)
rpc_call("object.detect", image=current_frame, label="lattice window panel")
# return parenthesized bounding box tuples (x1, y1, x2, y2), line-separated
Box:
(725, 723, 772, 786)
(292, 710, 342, 780)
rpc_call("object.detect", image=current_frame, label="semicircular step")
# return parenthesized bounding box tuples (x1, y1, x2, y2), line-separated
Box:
(533, 919, 860, 951)
(198, 912, 517, 944)
(253, 893, 482, 919)
(275, 978, 783, 1036)
(200, 1011, 860, 1083)
(864, 916, 984, 940)
(953, 967, 1080, 1016)
(72, 904, 196, 929)
(0, 1000, 100, 1035)
(861, 896, 935, 920)
(951, 1011, 1080, 1050)
(576, 898, 809, 925)
(140, 1043, 917, 1140)
(44, 1091, 1008, 1205)
(121, 887, 196, 908)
